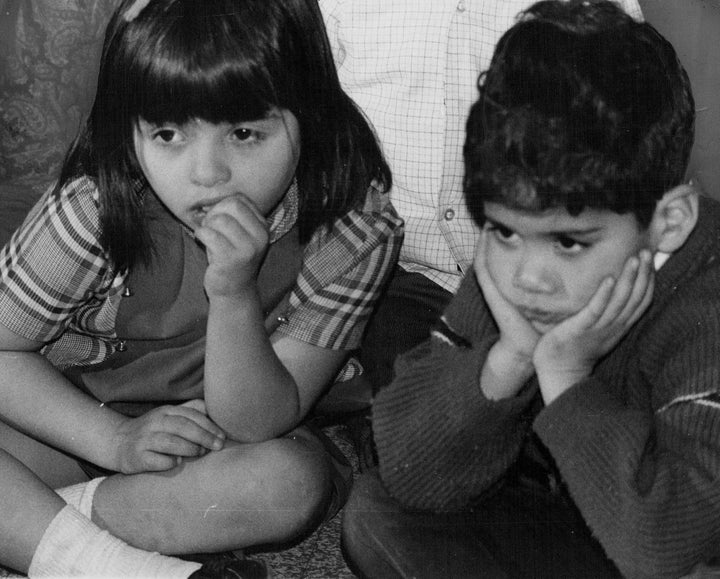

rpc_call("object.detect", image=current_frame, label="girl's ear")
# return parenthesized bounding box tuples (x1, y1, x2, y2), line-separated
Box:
(648, 183, 699, 253)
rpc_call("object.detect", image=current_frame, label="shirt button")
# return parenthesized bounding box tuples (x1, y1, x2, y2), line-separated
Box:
(444, 208, 456, 221)
(116, 340, 127, 352)
(122, 286, 133, 297)
(457, 0, 467, 12)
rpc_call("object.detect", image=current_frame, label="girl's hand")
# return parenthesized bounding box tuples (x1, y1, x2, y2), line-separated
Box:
(534, 249, 654, 404)
(194, 194, 270, 299)
(111, 399, 226, 473)
(474, 230, 539, 399)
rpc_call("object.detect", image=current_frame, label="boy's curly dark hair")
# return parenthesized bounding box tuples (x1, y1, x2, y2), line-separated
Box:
(464, 0, 695, 228)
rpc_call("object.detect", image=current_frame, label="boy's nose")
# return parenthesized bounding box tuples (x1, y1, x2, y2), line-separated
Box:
(190, 147, 232, 188)
(512, 255, 555, 294)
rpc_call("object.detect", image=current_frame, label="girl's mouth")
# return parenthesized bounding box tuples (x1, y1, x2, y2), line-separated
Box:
(189, 206, 211, 229)
(190, 194, 233, 227)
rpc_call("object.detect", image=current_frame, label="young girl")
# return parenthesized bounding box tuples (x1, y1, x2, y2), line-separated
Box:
(0, 0, 402, 576)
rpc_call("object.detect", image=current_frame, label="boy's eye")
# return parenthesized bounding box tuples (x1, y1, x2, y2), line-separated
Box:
(487, 223, 519, 245)
(554, 235, 588, 253)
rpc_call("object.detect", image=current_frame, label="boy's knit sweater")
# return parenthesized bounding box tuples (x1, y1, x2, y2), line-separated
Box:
(373, 196, 720, 579)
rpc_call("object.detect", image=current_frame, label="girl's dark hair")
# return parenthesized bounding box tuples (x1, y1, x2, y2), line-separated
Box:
(463, 0, 695, 228)
(58, 0, 391, 272)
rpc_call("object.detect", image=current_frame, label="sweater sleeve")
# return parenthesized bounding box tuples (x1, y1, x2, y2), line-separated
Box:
(534, 271, 720, 579)
(373, 273, 537, 511)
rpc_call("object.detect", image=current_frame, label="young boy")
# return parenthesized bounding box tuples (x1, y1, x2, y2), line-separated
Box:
(341, 1, 720, 578)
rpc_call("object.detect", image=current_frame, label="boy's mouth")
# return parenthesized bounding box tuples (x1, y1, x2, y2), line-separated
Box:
(517, 306, 566, 327)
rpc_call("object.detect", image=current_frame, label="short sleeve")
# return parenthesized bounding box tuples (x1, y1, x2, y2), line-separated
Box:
(0, 177, 118, 343)
(277, 186, 403, 350)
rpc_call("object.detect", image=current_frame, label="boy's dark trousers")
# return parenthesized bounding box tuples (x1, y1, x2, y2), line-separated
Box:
(342, 468, 622, 579)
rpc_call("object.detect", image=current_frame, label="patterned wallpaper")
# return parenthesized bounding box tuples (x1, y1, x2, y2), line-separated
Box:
(0, 0, 120, 189)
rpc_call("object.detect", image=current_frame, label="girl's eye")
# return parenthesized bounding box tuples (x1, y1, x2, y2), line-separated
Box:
(555, 235, 588, 254)
(151, 129, 181, 144)
(232, 128, 260, 143)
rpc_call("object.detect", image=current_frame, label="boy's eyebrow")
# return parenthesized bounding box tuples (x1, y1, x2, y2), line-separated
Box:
(548, 226, 604, 236)
(483, 215, 512, 229)
(484, 214, 604, 236)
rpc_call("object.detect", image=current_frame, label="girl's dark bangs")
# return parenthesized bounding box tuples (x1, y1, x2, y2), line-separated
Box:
(129, 26, 279, 125)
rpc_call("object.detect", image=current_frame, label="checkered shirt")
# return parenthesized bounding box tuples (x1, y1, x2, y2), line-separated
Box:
(0, 177, 403, 369)
(320, 0, 643, 293)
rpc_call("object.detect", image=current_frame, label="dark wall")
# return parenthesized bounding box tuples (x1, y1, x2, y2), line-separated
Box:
(640, 0, 720, 199)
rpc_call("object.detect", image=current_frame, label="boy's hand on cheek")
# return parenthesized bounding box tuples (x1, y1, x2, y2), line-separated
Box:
(475, 230, 540, 399)
(534, 250, 654, 405)
(475, 230, 541, 360)
(194, 194, 269, 299)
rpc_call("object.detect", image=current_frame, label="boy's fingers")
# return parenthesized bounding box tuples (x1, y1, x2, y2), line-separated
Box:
(624, 272, 655, 330)
(572, 276, 616, 331)
(616, 251, 654, 325)
(474, 231, 497, 295)
(595, 255, 641, 327)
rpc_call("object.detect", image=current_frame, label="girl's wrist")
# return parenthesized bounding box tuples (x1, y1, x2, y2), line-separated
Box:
(207, 284, 260, 306)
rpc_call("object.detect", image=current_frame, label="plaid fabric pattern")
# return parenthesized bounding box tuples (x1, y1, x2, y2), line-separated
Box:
(0, 179, 123, 367)
(0, 176, 402, 369)
(280, 185, 403, 349)
(320, 0, 642, 293)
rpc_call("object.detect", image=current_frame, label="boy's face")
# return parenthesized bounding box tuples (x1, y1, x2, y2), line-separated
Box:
(133, 108, 300, 231)
(480, 202, 653, 334)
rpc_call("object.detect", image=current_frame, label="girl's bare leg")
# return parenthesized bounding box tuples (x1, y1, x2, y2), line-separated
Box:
(0, 418, 88, 489)
(0, 448, 67, 573)
(92, 428, 332, 553)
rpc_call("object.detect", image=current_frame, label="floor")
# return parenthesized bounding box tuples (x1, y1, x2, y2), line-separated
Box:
(0, 424, 360, 579)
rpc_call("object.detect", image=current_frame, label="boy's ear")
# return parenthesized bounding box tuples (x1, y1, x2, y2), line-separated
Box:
(648, 184, 699, 253)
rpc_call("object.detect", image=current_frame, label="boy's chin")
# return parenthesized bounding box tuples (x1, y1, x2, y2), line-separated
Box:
(526, 317, 571, 334)
(529, 320, 556, 334)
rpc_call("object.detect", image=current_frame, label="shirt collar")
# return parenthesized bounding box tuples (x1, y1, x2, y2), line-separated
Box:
(267, 179, 299, 243)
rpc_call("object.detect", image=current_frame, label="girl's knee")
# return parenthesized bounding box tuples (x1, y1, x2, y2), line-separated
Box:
(239, 436, 333, 537)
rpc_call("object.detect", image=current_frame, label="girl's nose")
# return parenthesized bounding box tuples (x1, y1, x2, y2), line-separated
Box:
(512, 253, 556, 294)
(190, 145, 232, 188)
